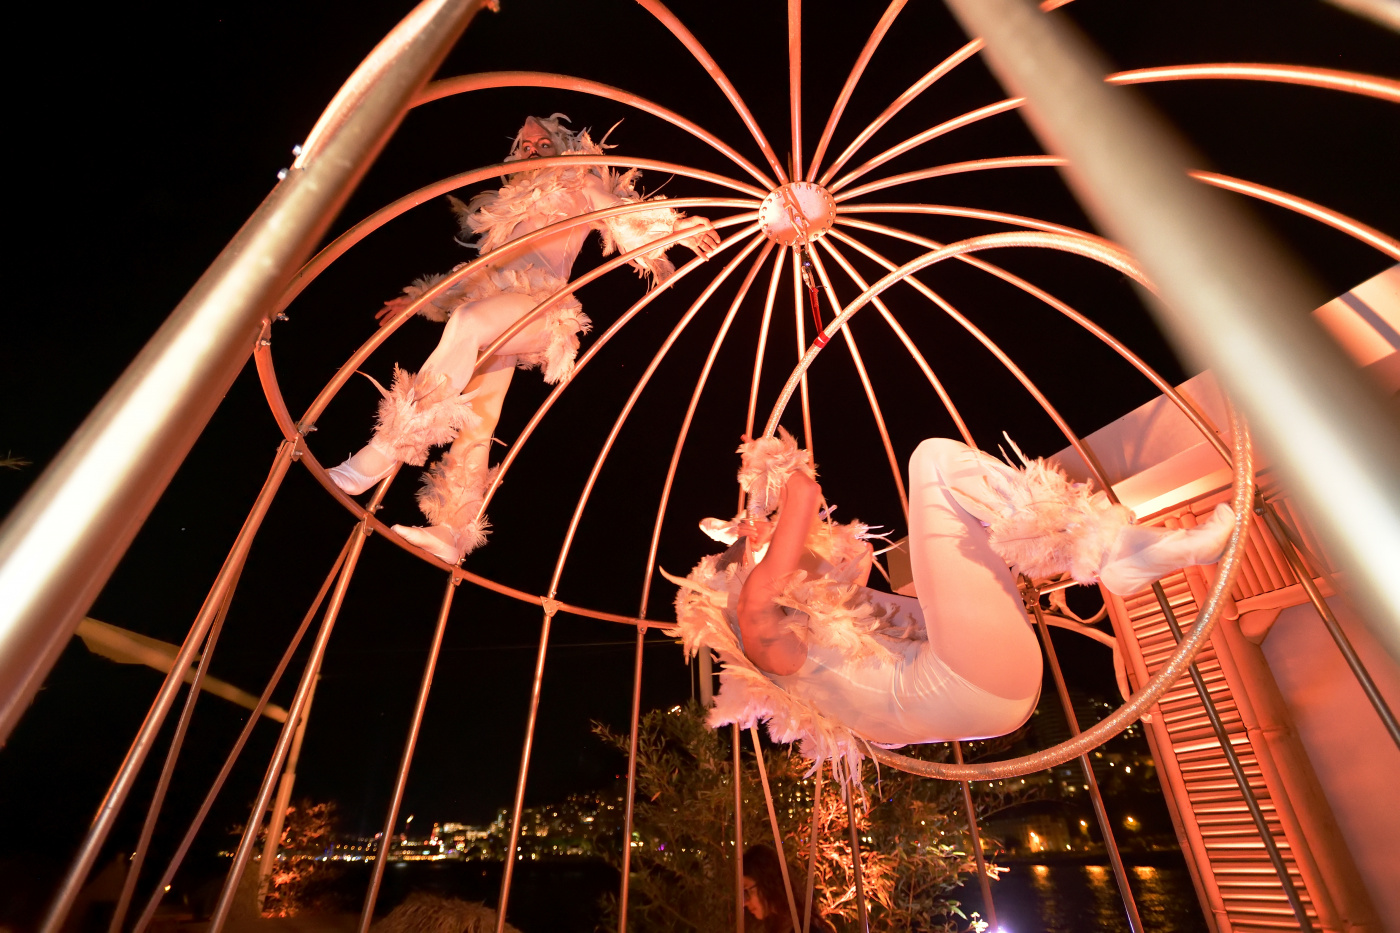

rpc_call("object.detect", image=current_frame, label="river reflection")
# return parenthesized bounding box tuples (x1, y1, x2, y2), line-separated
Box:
(958, 860, 1208, 933)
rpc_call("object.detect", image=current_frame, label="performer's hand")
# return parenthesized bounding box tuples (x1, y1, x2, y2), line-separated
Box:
(375, 296, 412, 328)
(736, 518, 775, 548)
(675, 215, 721, 258)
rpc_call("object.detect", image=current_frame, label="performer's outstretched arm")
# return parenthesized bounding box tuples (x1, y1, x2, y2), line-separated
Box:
(737, 471, 821, 675)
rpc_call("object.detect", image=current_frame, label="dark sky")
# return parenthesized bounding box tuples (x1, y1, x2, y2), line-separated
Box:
(2, 0, 1396, 900)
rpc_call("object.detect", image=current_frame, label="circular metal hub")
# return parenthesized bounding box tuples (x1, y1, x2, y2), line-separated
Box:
(758, 181, 836, 246)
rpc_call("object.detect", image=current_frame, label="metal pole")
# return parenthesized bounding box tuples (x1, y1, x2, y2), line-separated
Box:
(129, 536, 353, 933)
(1028, 590, 1145, 933)
(1150, 580, 1316, 932)
(0, 0, 487, 745)
(359, 576, 457, 932)
(944, 0, 1400, 663)
(617, 625, 648, 932)
(208, 474, 390, 933)
(108, 578, 243, 933)
(39, 440, 295, 933)
(843, 785, 869, 933)
(1256, 497, 1400, 748)
(733, 723, 745, 933)
(257, 673, 321, 903)
(495, 602, 558, 933)
(750, 727, 801, 931)
(802, 769, 821, 933)
(951, 742, 998, 932)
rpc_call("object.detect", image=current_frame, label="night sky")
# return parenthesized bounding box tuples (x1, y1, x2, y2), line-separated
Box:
(2, 0, 1396, 907)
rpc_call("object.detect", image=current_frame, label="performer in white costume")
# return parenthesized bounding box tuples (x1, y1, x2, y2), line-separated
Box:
(329, 114, 719, 563)
(667, 432, 1233, 778)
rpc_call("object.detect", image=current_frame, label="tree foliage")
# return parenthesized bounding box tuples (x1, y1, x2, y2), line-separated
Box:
(595, 703, 1036, 931)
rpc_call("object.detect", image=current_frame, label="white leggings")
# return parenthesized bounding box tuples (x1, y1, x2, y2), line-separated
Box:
(906, 438, 1042, 700)
(419, 292, 552, 395)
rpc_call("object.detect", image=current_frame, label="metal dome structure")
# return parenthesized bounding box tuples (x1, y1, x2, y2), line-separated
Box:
(1, 1, 1397, 932)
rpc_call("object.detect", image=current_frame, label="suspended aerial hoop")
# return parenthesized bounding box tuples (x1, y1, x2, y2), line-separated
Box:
(8, 1, 1398, 932)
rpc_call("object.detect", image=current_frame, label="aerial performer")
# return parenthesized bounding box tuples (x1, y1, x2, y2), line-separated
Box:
(666, 432, 1234, 779)
(329, 113, 720, 563)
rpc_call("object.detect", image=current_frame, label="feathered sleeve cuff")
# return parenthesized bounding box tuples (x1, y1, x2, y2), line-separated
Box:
(595, 168, 683, 289)
(386, 272, 458, 323)
(737, 427, 816, 516)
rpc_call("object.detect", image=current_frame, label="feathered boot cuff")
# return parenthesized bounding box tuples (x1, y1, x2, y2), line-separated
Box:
(736, 427, 816, 516)
(416, 446, 499, 556)
(366, 366, 481, 467)
(982, 458, 1134, 585)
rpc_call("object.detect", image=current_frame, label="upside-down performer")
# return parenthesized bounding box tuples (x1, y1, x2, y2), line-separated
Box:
(329, 114, 719, 563)
(665, 432, 1233, 779)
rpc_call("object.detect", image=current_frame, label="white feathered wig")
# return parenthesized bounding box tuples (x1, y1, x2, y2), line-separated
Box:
(504, 112, 587, 162)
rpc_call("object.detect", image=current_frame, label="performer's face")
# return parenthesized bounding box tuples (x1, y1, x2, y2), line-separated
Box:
(517, 121, 557, 160)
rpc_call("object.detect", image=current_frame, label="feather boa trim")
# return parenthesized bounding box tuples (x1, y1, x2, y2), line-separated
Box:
(973, 447, 1134, 584)
(458, 132, 685, 288)
(416, 445, 499, 555)
(366, 366, 480, 467)
(736, 428, 817, 516)
(662, 519, 903, 788)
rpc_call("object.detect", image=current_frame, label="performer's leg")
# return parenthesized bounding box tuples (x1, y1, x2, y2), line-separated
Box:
(330, 293, 548, 493)
(907, 439, 1042, 700)
(393, 358, 515, 563)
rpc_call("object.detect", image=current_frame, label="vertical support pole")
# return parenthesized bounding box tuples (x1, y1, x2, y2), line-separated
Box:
(109, 578, 242, 933)
(258, 673, 320, 902)
(802, 768, 822, 933)
(1150, 580, 1316, 932)
(207, 472, 391, 933)
(1028, 589, 1145, 933)
(750, 726, 801, 930)
(39, 440, 296, 933)
(359, 575, 458, 932)
(843, 785, 869, 933)
(129, 536, 353, 933)
(1256, 497, 1400, 747)
(733, 723, 745, 933)
(787, 0, 803, 178)
(495, 601, 558, 933)
(617, 624, 648, 933)
(952, 742, 998, 931)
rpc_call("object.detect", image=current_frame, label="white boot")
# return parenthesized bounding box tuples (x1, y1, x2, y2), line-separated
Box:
(392, 523, 468, 564)
(1098, 503, 1234, 596)
(328, 446, 395, 495)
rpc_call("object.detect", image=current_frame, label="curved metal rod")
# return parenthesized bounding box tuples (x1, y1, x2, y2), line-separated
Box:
(474, 225, 764, 521)
(495, 234, 769, 926)
(544, 231, 771, 601)
(813, 235, 974, 447)
(1191, 170, 1400, 261)
(875, 413, 1254, 780)
(804, 247, 909, 516)
(788, 0, 803, 182)
(129, 536, 354, 933)
(837, 201, 1098, 239)
(835, 156, 1400, 458)
(830, 98, 1025, 194)
(275, 159, 763, 321)
(804, 0, 908, 183)
(830, 61, 1400, 195)
(816, 39, 984, 188)
(295, 200, 758, 426)
(835, 155, 1065, 203)
(635, 0, 788, 185)
(38, 441, 297, 933)
(829, 219, 1232, 464)
(1108, 62, 1400, 103)
(746, 243, 789, 438)
(622, 242, 776, 926)
(767, 232, 1138, 500)
(413, 72, 777, 191)
(638, 243, 778, 616)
